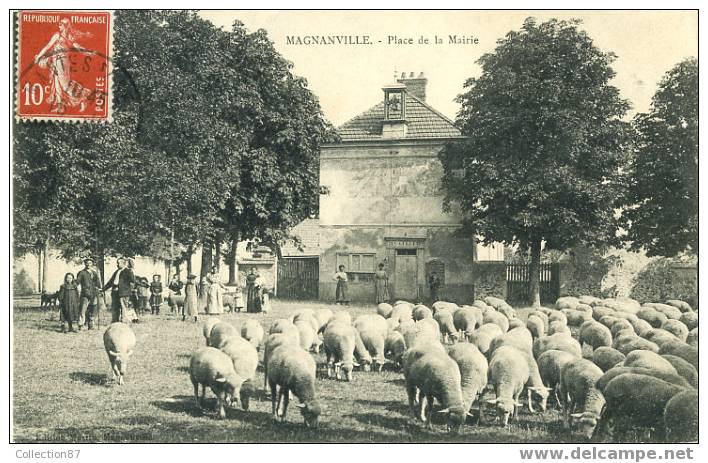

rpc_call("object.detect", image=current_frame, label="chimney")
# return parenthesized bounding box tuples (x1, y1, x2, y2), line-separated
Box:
(397, 71, 427, 101)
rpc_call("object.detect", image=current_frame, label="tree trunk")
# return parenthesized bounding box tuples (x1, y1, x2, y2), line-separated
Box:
(529, 240, 542, 308)
(41, 238, 49, 294)
(228, 238, 238, 285)
(186, 244, 193, 275)
(200, 242, 213, 279)
(214, 235, 222, 273)
(97, 247, 106, 283)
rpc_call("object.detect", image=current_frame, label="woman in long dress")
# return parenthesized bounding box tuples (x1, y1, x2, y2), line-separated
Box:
(374, 263, 390, 303)
(33, 18, 94, 113)
(206, 266, 225, 314)
(183, 275, 199, 322)
(246, 268, 261, 313)
(334, 265, 349, 305)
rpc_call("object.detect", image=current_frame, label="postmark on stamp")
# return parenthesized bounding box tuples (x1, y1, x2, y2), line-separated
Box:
(16, 11, 113, 122)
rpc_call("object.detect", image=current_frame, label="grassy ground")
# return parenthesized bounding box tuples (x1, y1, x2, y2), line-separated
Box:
(13, 297, 575, 443)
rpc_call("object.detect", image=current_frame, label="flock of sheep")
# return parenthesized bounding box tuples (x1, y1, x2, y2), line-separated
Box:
(101, 294, 698, 442)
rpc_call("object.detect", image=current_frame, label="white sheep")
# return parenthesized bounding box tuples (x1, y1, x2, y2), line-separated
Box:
(663, 389, 698, 442)
(390, 303, 413, 324)
(209, 321, 240, 349)
(314, 308, 334, 331)
(533, 333, 582, 359)
(537, 349, 577, 408)
(269, 318, 301, 345)
(354, 314, 388, 371)
(488, 326, 534, 358)
(661, 354, 698, 388)
(578, 320, 612, 351)
(548, 320, 571, 336)
(433, 308, 458, 343)
(664, 300, 693, 313)
(413, 304, 433, 321)
(453, 307, 482, 340)
(266, 344, 322, 427)
(467, 323, 503, 354)
(660, 319, 689, 342)
(402, 339, 446, 381)
(622, 350, 677, 375)
(686, 328, 697, 347)
(483, 310, 509, 333)
(486, 345, 529, 426)
(202, 317, 221, 346)
(679, 311, 698, 331)
(323, 321, 358, 381)
(263, 332, 301, 390)
(526, 315, 545, 340)
(644, 328, 680, 348)
(189, 347, 241, 419)
(612, 332, 659, 356)
(376, 303, 393, 319)
(629, 317, 654, 337)
(294, 318, 319, 353)
(219, 336, 258, 411)
(530, 310, 550, 332)
(447, 343, 488, 418)
(103, 322, 136, 385)
(384, 330, 406, 368)
(240, 319, 265, 351)
(637, 307, 668, 328)
(558, 359, 605, 439)
(555, 296, 580, 310)
(591, 346, 626, 372)
(658, 339, 698, 370)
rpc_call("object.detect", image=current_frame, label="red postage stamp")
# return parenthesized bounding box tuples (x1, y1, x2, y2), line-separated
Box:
(16, 11, 113, 122)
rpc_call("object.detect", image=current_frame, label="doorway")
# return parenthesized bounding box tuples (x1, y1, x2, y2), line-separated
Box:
(394, 248, 418, 300)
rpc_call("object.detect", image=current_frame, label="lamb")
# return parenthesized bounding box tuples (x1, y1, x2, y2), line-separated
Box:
(384, 330, 406, 368)
(263, 332, 301, 390)
(596, 366, 692, 392)
(447, 343, 488, 417)
(486, 345, 529, 426)
(665, 299, 693, 313)
(209, 322, 240, 349)
(558, 359, 605, 439)
(533, 333, 582, 359)
(202, 317, 221, 346)
(663, 390, 698, 442)
(433, 308, 458, 343)
(591, 347, 625, 372)
(413, 304, 433, 321)
(405, 352, 466, 432)
(323, 321, 357, 381)
(240, 319, 265, 351)
(598, 373, 686, 441)
(219, 336, 258, 410)
(578, 320, 612, 351)
(661, 319, 689, 342)
(686, 328, 697, 347)
(483, 310, 509, 333)
(548, 320, 571, 336)
(637, 307, 668, 328)
(661, 355, 698, 388)
(622, 350, 678, 375)
(467, 323, 503, 354)
(526, 315, 545, 340)
(266, 344, 322, 427)
(354, 315, 388, 371)
(612, 332, 659, 355)
(376, 303, 393, 319)
(537, 349, 576, 408)
(103, 322, 137, 385)
(658, 339, 698, 370)
(679, 311, 698, 331)
(167, 292, 186, 314)
(453, 307, 482, 340)
(189, 347, 241, 419)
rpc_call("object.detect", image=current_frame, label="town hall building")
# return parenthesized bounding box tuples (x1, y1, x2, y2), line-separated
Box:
(278, 72, 503, 303)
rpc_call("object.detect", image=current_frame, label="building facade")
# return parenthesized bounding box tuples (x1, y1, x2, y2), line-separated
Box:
(280, 73, 502, 304)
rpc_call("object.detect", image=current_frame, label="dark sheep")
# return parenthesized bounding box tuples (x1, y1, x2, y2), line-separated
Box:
(663, 390, 698, 442)
(592, 347, 625, 372)
(660, 355, 698, 388)
(658, 339, 698, 370)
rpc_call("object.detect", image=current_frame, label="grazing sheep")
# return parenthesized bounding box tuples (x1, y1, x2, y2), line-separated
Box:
(686, 328, 697, 347)
(167, 293, 186, 314)
(386, 317, 400, 333)
(596, 366, 692, 392)
(558, 359, 605, 439)
(240, 319, 265, 351)
(599, 315, 620, 329)
(644, 328, 680, 348)
(526, 315, 545, 339)
(658, 339, 698, 370)
(530, 310, 550, 332)
(483, 310, 509, 333)
(314, 308, 334, 331)
(637, 307, 668, 328)
(610, 319, 634, 338)
(651, 303, 682, 320)
(294, 319, 319, 353)
(660, 319, 689, 342)
(289, 309, 315, 325)
(103, 322, 136, 385)
(266, 345, 321, 427)
(447, 343, 488, 417)
(555, 296, 580, 310)
(453, 307, 482, 340)
(538, 349, 577, 408)
(353, 327, 373, 371)
(269, 318, 301, 342)
(533, 333, 582, 359)
(202, 317, 221, 346)
(377, 303, 394, 319)
(665, 300, 693, 313)
(219, 336, 258, 411)
(488, 326, 534, 357)
(209, 322, 240, 349)
(433, 308, 458, 343)
(599, 373, 685, 441)
(406, 352, 466, 432)
(548, 310, 568, 326)
(623, 350, 677, 375)
(484, 296, 508, 309)
(467, 323, 503, 354)
(497, 305, 517, 321)
(486, 345, 529, 426)
(612, 333, 659, 356)
(413, 305, 433, 321)
(603, 298, 640, 314)
(613, 311, 640, 323)
(508, 318, 525, 330)
(432, 301, 459, 313)
(578, 320, 612, 351)
(679, 311, 698, 331)
(390, 303, 413, 323)
(189, 347, 241, 419)
(592, 306, 615, 321)
(384, 330, 406, 367)
(664, 390, 698, 442)
(629, 318, 654, 337)
(323, 321, 357, 381)
(549, 320, 571, 336)
(331, 311, 353, 325)
(661, 355, 698, 388)
(354, 315, 388, 371)
(263, 332, 301, 390)
(402, 340, 447, 381)
(591, 347, 625, 372)
(563, 309, 591, 327)
(579, 295, 603, 306)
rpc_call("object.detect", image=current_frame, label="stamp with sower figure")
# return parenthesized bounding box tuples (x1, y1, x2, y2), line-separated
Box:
(16, 11, 113, 122)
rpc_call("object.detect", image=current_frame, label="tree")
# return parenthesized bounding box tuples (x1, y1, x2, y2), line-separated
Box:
(439, 18, 631, 307)
(622, 58, 698, 257)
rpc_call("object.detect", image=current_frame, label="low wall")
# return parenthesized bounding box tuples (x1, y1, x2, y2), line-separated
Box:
(471, 262, 506, 301)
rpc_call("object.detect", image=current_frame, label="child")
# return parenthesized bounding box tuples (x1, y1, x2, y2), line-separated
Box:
(149, 275, 163, 315)
(183, 274, 199, 322)
(234, 284, 245, 313)
(57, 273, 80, 333)
(137, 277, 150, 314)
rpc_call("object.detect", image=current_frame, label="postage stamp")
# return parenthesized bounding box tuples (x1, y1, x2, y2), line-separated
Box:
(16, 11, 113, 122)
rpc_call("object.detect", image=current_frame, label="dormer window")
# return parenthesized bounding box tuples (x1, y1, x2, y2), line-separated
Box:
(383, 83, 406, 121)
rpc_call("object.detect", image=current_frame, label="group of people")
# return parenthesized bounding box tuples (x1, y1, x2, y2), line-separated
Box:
(55, 258, 271, 332)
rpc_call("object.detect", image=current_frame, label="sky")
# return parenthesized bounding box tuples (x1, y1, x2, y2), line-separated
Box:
(200, 10, 697, 126)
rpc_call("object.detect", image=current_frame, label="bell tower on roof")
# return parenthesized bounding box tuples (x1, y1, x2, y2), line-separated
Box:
(382, 81, 407, 138)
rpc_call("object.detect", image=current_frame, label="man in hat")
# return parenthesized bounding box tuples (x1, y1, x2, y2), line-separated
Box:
(103, 257, 136, 323)
(76, 257, 103, 330)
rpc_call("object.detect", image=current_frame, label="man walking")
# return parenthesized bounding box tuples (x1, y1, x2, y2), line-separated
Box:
(75, 257, 103, 330)
(103, 257, 135, 323)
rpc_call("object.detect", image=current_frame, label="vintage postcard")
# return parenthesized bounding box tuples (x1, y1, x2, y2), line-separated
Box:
(9, 8, 699, 453)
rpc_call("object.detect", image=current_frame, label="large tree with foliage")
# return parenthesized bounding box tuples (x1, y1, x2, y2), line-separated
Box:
(622, 58, 698, 257)
(439, 18, 631, 307)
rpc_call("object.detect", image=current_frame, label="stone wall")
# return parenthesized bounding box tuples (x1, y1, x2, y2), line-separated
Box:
(471, 262, 507, 301)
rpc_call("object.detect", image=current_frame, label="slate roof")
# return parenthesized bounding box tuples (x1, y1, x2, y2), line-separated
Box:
(337, 93, 462, 141)
(281, 218, 321, 257)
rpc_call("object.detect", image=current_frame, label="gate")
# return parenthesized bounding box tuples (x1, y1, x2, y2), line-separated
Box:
(506, 263, 560, 306)
(277, 257, 319, 300)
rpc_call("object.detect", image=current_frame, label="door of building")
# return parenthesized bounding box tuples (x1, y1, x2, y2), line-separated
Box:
(277, 257, 319, 300)
(394, 248, 418, 300)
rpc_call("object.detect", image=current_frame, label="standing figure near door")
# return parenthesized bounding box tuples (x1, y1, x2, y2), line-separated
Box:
(334, 265, 349, 305)
(429, 271, 442, 302)
(374, 263, 389, 303)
